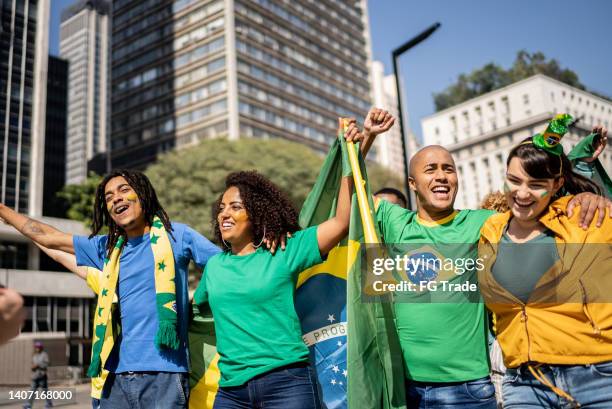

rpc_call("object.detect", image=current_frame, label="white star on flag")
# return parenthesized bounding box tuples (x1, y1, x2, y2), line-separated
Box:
(337, 340, 342, 347)
(327, 314, 335, 323)
(342, 369, 348, 377)
(339, 381, 343, 386)
(331, 379, 337, 385)
(332, 365, 339, 373)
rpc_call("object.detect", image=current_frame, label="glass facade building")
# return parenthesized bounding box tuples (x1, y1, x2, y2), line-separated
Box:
(110, 0, 372, 169)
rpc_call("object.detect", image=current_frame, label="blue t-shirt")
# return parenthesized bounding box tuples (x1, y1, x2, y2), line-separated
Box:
(74, 222, 220, 373)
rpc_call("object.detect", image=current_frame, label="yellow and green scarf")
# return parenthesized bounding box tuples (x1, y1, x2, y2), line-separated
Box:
(87, 217, 179, 378)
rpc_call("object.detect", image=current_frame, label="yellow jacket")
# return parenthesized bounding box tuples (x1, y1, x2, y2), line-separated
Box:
(478, 195, 612, 368)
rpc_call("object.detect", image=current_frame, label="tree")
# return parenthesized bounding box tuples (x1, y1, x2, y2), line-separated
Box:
(58, 172, 102, 226)
(433, 50, 588, 111)
(61, 138, 402, 235)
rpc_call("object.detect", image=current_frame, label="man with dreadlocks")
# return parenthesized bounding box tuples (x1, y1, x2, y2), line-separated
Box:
(0, 170, 220, 409)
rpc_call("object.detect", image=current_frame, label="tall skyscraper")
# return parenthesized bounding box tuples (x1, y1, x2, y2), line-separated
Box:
(60, 0, 110, 184)
(1, 0, 49, 215)
(110, 0, 372, 169)
(42, 56, 69, 218)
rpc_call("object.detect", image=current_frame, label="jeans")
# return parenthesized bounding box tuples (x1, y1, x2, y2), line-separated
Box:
(503, 361, 612, 408)
(91, 398, 100, 409)
(100, 372, 188, 409)
(213, 363, 321, 409)
(25, 376, 52, 408)
(406, 376, 497, 409)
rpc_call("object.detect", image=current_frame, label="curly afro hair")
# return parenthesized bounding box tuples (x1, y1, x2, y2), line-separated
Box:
(479, 191, 510, 213)
(213, 170, 300, 250)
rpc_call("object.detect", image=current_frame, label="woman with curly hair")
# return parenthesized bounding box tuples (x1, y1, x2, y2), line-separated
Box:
(193, 126, 359, 409)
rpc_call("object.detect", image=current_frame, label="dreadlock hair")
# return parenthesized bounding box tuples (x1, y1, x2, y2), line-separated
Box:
(213, 170, 300, 250)
(91, 169, 173, 253)
(507, 137, 601, 201)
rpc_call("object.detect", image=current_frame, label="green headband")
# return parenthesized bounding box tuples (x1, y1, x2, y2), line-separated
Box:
(528, 113, 574, 156)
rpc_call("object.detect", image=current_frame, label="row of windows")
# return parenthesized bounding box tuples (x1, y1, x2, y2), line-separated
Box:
(176, 120, 228, 148)
(113, 81, 173, 115)
(174, 36, 224, 71)
(113, 4, 172, 44)
(175, 0, 223, 32)
(111, 117, 174, 150)
(235, 3, 368, 79)
(239, 81, 333, 128)
(173, 16, 224, 51)
(113, 24, 172, 61)
(237, 60, 363, 119)
(176, 56, 225, 89)
(114, 0, 162, 28)
(235, 21, 367, 84)
(239, 102, 329, 144)
(177, 99, 228, 129)
(236, 41, 370, 111)
(250, 0, 364, 54)
(176, 78, 227, 109)
(112, 43, 171, 79)
(556, 90, 612, 114)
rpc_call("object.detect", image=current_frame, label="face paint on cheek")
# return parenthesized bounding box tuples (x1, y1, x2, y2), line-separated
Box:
(107, 202, 113, 212)
(233, 210, 248, 222)
(503, 182, 511, 193)
(539, 190, 549, 198)
(126, 192, 139, 203)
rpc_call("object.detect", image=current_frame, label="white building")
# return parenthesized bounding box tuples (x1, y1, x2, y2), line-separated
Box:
(60, 0, 110, 184)
(370, 61, 408, 179)
(421, 74, 612, 209)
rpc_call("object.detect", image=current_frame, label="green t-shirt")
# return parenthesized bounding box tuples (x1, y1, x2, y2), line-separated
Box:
(376, 199, 495, 382)
(492, 230, 559, 303)
(193, 226, 322, 387)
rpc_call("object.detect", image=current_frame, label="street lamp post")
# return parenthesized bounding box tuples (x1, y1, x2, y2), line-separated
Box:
(392, 22, 441, 210)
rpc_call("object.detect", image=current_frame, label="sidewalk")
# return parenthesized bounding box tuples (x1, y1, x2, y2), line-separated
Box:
(0, 383, 91, 408)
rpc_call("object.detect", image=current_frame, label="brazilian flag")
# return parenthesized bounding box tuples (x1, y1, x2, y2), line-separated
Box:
(188, 127, 405, 408)
(568, 133, 612, 198)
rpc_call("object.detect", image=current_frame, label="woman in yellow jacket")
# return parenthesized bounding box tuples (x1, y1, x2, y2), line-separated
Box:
(478, 115, 612, 408)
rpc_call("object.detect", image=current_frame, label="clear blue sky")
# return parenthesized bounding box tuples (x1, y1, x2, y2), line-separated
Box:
(50, 0, 611, 137)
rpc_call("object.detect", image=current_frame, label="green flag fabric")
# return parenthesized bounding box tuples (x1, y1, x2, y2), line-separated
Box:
(298, 132, 406, 409)
(567, 133, 612, 198)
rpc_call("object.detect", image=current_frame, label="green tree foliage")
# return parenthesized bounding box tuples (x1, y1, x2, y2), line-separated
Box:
(60, 138, 402, 237)
(58, 172, 102, 227)
(433, 50, 587, 111)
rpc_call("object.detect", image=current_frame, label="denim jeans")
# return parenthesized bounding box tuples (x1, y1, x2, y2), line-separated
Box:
(406, 376, 497, 409)
(503, 361, 612, 408)
(213, 363, 321, 409)
(100, 372, 188, 409)
(25, 376, 52, 408)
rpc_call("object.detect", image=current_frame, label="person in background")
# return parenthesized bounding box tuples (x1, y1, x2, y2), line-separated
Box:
(24, 342, 53, 409)
(479, 191, 509, 408)
(375, 187, 408, 209)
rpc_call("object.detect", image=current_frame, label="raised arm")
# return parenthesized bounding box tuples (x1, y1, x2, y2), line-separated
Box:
(34, 243, 87, 280)
(0, 204, 74, 253)
(315, 121, 360, 255)
(360, 107, 395, 158)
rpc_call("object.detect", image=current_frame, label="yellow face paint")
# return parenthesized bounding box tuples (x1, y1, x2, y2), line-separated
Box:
(107, 202, 113, 212)
(126, 192, 139, 203)
(233, 209, 249, 222)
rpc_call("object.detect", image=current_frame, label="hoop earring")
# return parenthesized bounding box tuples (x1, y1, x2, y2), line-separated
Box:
(252, 227, 266, 248)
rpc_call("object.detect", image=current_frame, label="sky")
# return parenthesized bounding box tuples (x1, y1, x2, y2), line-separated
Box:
(49, 0, 612, 138)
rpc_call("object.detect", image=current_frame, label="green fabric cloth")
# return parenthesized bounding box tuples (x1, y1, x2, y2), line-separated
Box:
(375, 201, 494, 382)
(299, 134, 407, 409)
(193, 226, 322, 387)
(492, 230, 559, 304)
(567, 133, 612, 198)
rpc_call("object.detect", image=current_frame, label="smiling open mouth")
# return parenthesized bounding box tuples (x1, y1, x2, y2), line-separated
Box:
(114, 204, 129, 215)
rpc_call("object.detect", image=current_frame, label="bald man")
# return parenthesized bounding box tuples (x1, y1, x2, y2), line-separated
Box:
(359, 108, 609, 409)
